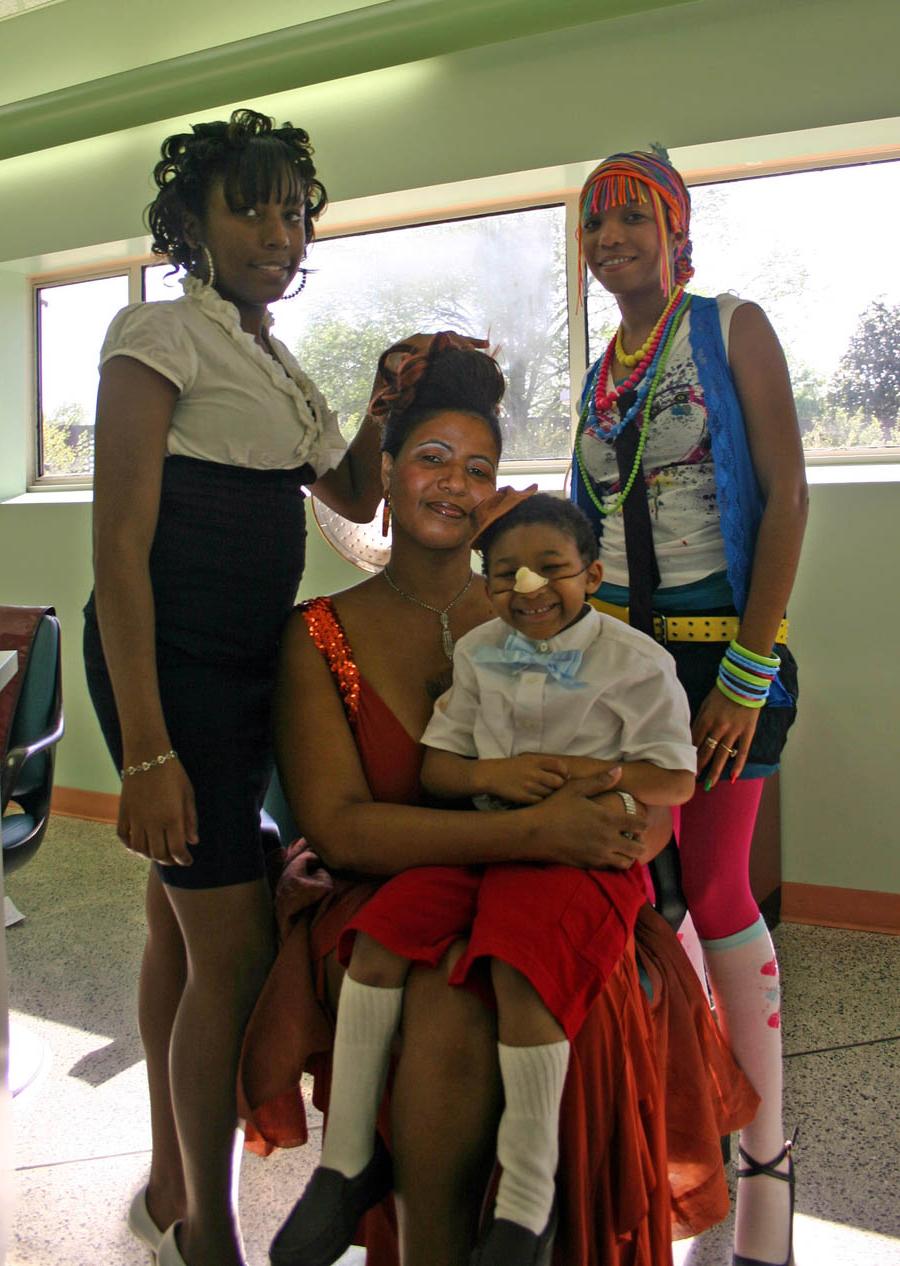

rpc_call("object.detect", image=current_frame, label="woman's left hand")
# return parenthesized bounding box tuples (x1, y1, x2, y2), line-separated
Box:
(693, 685, 760, 789)
(586, 790, 673, 866)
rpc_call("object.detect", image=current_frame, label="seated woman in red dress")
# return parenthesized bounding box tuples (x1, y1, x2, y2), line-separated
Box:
(240, 334, 759, 1266)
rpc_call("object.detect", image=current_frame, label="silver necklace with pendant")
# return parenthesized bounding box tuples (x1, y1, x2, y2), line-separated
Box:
(382, 568, 474, 661)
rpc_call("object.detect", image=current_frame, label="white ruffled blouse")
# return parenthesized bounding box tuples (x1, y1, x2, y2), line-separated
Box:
(99, 275, 346, 476)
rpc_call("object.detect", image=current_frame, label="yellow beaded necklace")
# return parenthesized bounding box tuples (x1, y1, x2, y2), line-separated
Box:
(614, 290, 681, 368)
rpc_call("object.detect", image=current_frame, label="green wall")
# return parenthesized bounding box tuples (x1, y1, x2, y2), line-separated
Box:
(781, 478, 900, 894)
(1, 0, 899, 897)
(2, 0, 900, 261)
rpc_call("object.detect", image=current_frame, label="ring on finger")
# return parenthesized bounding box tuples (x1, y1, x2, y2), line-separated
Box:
(720, 744, 738, 757)
(703, 736, 719, 750)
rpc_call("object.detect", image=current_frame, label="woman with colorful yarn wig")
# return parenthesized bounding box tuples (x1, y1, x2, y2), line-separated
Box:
(572, 150, 807, 1266)
(84, 107, 391, 1266)
(239, 333, 759, 1266)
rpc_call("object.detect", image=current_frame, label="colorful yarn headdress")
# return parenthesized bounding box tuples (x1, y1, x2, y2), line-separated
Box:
(577, 150, 694, 299)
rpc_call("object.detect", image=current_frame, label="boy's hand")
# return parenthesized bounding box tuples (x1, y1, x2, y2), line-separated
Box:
(480, 753, 569, 804)
(556, 755, 621, 782)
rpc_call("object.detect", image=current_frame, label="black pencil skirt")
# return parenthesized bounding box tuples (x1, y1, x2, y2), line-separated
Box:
(84, 455, 312, 889)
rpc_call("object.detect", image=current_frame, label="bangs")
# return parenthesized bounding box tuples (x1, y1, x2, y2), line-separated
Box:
(581, 173, 650, 221)
(221, 139, 308, 208)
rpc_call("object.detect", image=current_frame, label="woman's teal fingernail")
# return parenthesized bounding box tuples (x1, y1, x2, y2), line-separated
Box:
(704, 779, 712, 792)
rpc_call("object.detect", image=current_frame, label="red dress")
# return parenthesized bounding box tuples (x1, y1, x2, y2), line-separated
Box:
(239, 597, 759, 1265)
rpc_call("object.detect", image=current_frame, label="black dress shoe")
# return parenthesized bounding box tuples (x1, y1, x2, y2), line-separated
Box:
(470, 1205, 558, 1266)
(269, 1135, 393, 1266)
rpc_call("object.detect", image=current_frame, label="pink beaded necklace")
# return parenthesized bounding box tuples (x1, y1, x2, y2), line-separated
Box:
(592, 285, 686, 415)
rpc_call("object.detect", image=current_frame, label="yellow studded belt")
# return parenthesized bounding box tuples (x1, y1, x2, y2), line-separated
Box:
(589, 598, 789, 645)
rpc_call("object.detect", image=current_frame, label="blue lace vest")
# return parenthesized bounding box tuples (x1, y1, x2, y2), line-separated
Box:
(571, 294, 764, 615)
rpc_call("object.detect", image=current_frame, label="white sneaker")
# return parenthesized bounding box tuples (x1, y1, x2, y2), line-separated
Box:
(156, 1223, 188, 1266)
(127, 1186, 166, 1255)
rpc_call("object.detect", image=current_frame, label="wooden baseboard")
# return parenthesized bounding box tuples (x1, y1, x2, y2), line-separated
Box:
(52, 786, 118, 824)
(781, 882, 900, 934)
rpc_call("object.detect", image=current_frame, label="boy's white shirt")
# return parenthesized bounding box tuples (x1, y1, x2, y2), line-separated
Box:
(422, 606, 696, 774)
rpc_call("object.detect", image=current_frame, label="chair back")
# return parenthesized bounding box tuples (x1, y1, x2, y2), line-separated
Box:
(7, 617, 59, 797)
(2, 612, 64, 874)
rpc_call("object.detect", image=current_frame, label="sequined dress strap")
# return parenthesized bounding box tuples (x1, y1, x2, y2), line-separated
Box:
(298, 596, 360, 725)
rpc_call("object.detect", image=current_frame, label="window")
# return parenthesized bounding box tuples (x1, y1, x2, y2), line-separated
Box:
(35, 273, 129, 480)
(267, 205, 570, 463)
(587, 158, 900, 455)
(33, 262, 181, 483)
(29, 153, 900, 488)
(143, 262, 184, 302)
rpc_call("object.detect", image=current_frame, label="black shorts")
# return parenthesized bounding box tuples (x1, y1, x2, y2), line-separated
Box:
(667, 639, 799, 776)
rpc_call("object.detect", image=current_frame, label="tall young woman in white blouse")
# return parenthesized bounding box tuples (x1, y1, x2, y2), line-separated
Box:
(84, 110, 384, 1266)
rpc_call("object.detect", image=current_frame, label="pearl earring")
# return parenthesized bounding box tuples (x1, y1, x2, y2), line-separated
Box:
(199, 244, 216, 289)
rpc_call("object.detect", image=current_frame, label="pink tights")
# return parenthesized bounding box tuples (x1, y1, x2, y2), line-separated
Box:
(672, 778, 764, 941)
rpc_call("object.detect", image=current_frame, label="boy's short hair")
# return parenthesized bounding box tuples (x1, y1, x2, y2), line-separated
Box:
(477, 493, 599, 569)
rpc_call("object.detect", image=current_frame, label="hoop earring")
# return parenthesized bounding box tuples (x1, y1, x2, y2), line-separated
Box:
(199, 244, 216, 289)
(381, 494, 391, 538)
(282, 268, 308, 301)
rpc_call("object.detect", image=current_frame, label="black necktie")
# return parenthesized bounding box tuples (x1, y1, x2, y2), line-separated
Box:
(613, 390, 659, 637)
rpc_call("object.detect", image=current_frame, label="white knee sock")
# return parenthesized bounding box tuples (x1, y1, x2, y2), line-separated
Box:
(703, 916, 791, 1263)
(494, 1040, 570, 1235)
(319, 977, 404, 1178)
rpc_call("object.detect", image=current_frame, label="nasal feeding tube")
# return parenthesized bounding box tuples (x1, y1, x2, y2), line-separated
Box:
(513, 566, 548, 594)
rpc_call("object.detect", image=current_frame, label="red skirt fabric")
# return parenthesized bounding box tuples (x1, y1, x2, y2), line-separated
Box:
(343, 861, 647, 1040)
(239, 849, 759, 1265)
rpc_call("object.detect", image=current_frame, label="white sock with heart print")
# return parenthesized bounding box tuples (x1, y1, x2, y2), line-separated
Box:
(703, 916, 791, 1265)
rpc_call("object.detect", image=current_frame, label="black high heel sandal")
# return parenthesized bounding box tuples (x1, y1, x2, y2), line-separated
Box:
(733, 1128, 798, 1266)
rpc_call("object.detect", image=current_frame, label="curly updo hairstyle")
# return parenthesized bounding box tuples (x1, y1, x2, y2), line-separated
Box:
(147, 108, 328, 272)
(378, 333, 506, 460)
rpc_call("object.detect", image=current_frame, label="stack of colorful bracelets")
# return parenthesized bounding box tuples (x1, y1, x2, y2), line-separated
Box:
(716, 640, 781, 709)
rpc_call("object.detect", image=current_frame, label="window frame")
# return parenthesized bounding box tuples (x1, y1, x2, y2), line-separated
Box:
(30, 260, 144, 490)
(26, 146, 900, 491)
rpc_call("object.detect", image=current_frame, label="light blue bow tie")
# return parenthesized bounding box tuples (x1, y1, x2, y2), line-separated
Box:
(473, 632, 585, 687)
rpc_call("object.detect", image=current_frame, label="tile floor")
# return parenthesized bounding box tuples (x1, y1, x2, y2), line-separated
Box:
(4, 815, 899, 1265)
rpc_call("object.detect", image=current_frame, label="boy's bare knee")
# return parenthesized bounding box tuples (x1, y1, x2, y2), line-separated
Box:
(440, 938, 470, 978)
(490, 957, 537, 1001)
(347, 932, 411, 989)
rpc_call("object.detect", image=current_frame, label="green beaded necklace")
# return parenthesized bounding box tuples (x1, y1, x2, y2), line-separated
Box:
(574, 297, 691, 516)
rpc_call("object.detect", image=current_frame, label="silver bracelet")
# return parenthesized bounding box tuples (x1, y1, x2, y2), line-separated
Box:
(120, 749, 177, 778)
(616, 789, 638, 840)
(616, 790, 638, 816)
